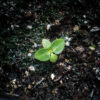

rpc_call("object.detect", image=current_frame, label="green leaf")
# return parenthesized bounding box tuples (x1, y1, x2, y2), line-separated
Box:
(51, 39, 65, 54)
(50, 53, 58, 63)
(89, 45, 95, 50)
(34, 48, 50, 61)
(42, 39, 51, 49)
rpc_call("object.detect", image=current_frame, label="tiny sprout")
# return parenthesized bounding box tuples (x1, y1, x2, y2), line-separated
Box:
(34, 38, 65, 63)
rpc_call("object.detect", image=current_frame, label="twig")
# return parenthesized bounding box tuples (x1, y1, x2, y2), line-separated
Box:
(34, 77, 45, 88)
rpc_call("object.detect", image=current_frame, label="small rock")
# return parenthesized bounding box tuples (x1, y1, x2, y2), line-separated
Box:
(34, 42, 38, 48)
(59, 62, 65, 67)
(11, 25, 14, 30)
(52, 88, 58, 94)
(98, 42, 100, 47)
(59, 80, 63, 85)
(67, 65, 72, 71)
(25, 71, 29, 77)
(18, 84, 22, 87)
(90, 26, 100, 32)
(96, 50, 100, 56)
(84, 20, 88, 24)
(28, 84, 32, 89)
(28, 65, 35, 71)
(32, 81, 35, 85)
(11, 79, 16, 85)
(46, 24, 52, 31)
(97, 77, 100, 80)
(28, 53, 32, 57)
(50, 73, 55, 80)
(15, 25, 20, 28)
(83, 15, 86, 18)
(13, 85, 17, 89)
(27, 25, 32, 29)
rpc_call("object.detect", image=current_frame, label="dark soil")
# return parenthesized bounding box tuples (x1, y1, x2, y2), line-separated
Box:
(0, 0, 100, 100)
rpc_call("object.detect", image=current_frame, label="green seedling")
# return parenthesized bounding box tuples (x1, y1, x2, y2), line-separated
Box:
(34, 38, 65, 63)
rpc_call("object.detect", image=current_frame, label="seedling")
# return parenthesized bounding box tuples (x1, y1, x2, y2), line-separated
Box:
(34, 38, 65, 62)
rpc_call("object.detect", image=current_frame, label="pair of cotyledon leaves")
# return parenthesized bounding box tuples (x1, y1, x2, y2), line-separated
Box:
(34, 39, 65, 62)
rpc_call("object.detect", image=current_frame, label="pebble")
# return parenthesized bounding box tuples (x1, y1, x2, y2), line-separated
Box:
(67, 65, 72, 71)
(11, 25, 14, 30)
(28, 65, 35, 71)
(84, 20, 88, 24)
(73, 25, 79, 32)
(25, 71, 29, 77)
(18, 84, 22, 87)
(93, 67, 100, 80)
(90, 26, 100, 32)
(28, 84, 32, 89)
(50, 73, 55, 80)
(32, 81, 35, 85)
(13, 85, 17, 89)
(46, 24, 52, 31)
(28, 53, 32, 57)
(27, 25, 32, 29)
(52, 88, 58, 94)
(34, 42, 38, 48)
(11, 79, 16, 85)
(96, 50, 100, 56)
(59, 62, 65, 67)
(83, 15, 86, 18)
(98, 42, 100, 47)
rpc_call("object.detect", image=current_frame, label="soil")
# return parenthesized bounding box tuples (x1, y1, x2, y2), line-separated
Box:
(0, 0, 100, 100)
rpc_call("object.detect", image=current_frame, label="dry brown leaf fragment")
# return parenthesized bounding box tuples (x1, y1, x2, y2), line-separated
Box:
(73, 25, 79, 32)
(29, 49, 34, 53)
(75, 46, 85, 53)
(55, 19, 60, 25)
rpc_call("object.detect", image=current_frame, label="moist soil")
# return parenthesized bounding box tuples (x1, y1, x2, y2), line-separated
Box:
(0, 0, 100, 100)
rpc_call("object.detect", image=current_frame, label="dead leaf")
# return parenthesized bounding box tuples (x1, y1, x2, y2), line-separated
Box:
(75, 46, 85, 53)
(73, 25, 79, 32)
(55, 19, 60, 25)
(29, 49, 34, 53)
